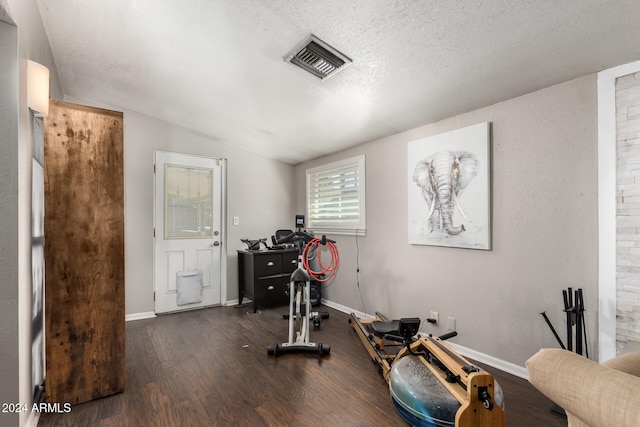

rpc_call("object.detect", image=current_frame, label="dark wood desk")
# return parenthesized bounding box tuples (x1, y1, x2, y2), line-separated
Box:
(237, 248, 298, 312)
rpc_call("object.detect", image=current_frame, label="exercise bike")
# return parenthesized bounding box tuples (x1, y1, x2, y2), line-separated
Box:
(350, 312, 505, 427)
(267, 229, 336, 357)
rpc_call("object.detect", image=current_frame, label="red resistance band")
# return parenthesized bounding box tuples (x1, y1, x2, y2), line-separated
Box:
(302, 238, 339, 282)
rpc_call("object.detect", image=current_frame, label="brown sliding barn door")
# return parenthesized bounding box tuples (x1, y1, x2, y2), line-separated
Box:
(44, 100, 125, 405)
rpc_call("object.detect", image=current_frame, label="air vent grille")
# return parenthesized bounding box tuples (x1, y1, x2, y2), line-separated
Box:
(285, 35, 352, 80)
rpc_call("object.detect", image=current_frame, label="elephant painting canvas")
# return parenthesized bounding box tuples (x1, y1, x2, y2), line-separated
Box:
(413, 150, 479, 235)
(407, 123, 491, 249)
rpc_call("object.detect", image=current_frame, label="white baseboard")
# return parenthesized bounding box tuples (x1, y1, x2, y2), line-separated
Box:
(322, 299, 528, 380)
(223, 299, 240, 306)
(321, 298, 375, 319)
(222, 298, 252, 307)
(125, 311, 157, 322)
(447, 342, 528, 379)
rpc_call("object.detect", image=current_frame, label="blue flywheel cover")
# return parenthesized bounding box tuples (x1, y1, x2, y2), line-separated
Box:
(389, 355, 505, 427)
(389, 355, 460, 426)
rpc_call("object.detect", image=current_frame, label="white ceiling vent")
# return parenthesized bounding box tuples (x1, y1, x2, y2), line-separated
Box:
(284, 34, 352, 80)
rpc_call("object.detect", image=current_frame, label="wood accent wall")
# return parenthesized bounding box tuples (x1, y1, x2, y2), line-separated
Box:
(44, 99, 125, 405)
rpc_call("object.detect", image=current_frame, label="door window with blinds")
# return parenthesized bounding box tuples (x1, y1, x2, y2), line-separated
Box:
(165, 164, 214, 239)
(306, 155, 366, 235)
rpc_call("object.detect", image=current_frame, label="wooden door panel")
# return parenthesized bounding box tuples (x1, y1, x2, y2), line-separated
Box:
(44, 99, 125, 404)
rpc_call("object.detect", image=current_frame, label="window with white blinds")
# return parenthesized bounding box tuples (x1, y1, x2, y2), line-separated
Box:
(306, 155, 365, 235)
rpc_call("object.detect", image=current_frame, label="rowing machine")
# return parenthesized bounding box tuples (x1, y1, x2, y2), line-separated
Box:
(349, 312, 505, 427)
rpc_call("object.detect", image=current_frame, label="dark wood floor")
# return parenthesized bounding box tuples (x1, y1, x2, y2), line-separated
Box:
(38, 305, 566, 426)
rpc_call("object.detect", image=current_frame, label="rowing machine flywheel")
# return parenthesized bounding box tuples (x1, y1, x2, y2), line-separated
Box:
(389, 356, 504, 427)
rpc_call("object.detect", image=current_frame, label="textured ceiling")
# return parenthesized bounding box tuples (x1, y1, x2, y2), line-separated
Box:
(37, 0, 640, 164)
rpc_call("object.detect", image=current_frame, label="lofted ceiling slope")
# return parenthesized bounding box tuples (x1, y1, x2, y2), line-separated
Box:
(36, 0, 640, 164)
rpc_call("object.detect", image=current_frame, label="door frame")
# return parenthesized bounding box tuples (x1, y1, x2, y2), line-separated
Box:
(152, 150, 228, 312)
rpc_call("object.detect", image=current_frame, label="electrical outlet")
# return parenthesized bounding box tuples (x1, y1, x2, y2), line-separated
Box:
(447, 316, 456, 331)
(429, 311, 439, 325)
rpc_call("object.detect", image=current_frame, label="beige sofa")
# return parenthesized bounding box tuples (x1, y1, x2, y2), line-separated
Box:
(526, 348, 640, 427)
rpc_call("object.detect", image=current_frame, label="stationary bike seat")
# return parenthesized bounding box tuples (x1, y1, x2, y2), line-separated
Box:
(371, 320, 400, 338)
(290, 267, 310, 282)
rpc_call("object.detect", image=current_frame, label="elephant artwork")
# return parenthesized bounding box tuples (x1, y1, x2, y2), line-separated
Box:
(407, 122, 491, 249)
(412, 150, 479, 236)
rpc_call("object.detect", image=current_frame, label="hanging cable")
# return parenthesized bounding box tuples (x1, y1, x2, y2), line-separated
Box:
(302, 237, 339, 282)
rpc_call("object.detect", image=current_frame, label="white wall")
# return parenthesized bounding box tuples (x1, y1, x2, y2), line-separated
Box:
(0, 13, 20, 427)
(121, 111, 295, 314)
(296, 75, 599, 371)
(1, 0, 62, 426)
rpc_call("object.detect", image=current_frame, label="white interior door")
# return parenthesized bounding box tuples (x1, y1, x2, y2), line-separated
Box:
(154, 151, 223, 314)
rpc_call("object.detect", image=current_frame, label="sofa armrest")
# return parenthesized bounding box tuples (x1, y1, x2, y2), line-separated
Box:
(526, 348, 640, 427)
(602, 352, 640, 377)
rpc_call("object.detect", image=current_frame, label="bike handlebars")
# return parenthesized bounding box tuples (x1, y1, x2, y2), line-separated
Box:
(274, 230, 336, 246)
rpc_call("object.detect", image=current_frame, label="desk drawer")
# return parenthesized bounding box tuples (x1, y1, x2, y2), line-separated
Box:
(255, 254, 282, 276)
(257, 277, 286, 306)
(282, 252, 299, 273)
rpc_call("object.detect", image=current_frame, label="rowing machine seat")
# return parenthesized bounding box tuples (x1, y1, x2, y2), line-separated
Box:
(371, 320, 400, 338)
(371, 317, 421, 340)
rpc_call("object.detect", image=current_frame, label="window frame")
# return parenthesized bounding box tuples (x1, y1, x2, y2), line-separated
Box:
(305, 154, 366, 236)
